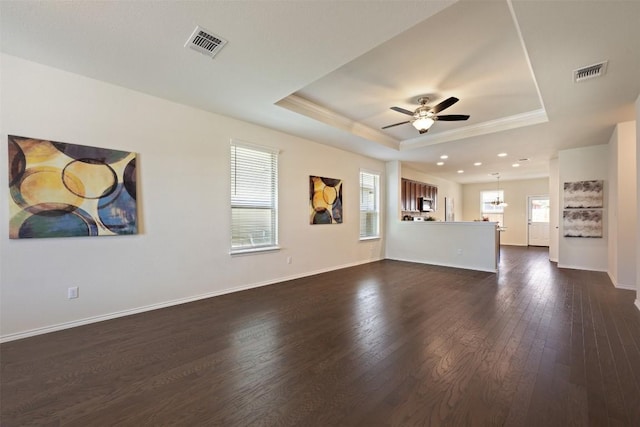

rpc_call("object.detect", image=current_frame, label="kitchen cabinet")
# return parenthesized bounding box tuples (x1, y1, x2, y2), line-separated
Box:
(401, 178, 438, 212)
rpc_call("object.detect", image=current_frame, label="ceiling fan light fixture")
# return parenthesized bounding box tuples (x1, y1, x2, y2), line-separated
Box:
(412, 117, 435, 132)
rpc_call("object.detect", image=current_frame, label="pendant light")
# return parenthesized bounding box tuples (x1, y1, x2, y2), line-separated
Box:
(490, 174, 508, 207)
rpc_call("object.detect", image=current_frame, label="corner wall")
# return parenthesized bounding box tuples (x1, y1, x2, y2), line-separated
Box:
(558, 144, 608, 271)
(0, 55, 386, 340)
(636, 94, 640, 310)
(608, 121, 637, 290)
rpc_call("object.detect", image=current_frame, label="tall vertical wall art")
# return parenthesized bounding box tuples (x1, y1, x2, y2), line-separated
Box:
(562, 180, 603, 238)
(8, 135, 138, 239)
(309, 176, 342, 224)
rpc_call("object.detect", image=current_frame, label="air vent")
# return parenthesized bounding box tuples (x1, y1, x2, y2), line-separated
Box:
(185, 26, 227, 58)
(573, 61, 608, 83)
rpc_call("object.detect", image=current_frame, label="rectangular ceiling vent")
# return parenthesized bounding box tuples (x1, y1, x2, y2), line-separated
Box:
(573, 60, 608, 83)
(185, 26, 227, 59)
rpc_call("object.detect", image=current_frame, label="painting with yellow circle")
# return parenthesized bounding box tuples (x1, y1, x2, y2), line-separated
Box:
(8, 135, 138, 239)
(309, 176, 342, 224)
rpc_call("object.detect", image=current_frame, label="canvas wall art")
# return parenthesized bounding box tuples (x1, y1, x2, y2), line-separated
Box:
(445, 197, 454, 222)
(309, 176, 342, 224)
(563, 180, 603, 208)
(8, 135, 138, 239)
(563, 209, 602, 238)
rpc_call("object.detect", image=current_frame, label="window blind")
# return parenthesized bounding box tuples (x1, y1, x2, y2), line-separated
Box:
(360, 171, 380, 239)
(230, 141, 278, 252)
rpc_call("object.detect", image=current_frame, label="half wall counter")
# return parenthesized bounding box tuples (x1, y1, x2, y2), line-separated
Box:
(385, 221, 499, 273)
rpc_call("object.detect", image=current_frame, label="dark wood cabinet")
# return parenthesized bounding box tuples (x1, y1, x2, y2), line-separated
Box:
(401, 178, 438, 212)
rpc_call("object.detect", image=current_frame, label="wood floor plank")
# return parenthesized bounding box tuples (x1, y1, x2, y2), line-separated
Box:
(2, 246, 640, 426)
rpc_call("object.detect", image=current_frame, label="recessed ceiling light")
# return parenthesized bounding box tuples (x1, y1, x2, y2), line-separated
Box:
(498, 153, 508, 157)
(440, 155, 448, 159)
(457, 170, 464, 174)
(436, 161, 444, 166)
(512, 163, 520, 168)
(474, 162, 482, 166)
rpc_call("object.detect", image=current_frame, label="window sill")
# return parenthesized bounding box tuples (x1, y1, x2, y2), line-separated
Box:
(359, 236, 381, 241)
(230, 246, 281, 256)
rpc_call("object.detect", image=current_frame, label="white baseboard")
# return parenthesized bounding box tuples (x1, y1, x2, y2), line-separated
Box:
(606, 270, 637, 290)
(386, 256, 497, 273)
(0, 258, 381, 343)
(607, 270, 618, 287)
(557, 263, 607, 272)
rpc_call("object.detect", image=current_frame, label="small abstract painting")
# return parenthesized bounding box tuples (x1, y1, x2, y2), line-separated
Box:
(563, 209, 602, 238)
(310, 176, 342, 224)
(8, 135, 138, 239)
(445, 197, 454, 222)
(563, 180, 603, 208)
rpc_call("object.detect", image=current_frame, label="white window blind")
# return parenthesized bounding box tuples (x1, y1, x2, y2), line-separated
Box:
(230, 141, 278, 253)
(360, 171, 380, 239)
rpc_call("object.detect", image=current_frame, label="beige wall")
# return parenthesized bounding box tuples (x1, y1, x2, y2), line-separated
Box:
(0, 54, 386, 340)
(462, 178, 549, 246)
(558, 145, 609, 271)
(636, 93, 640, 310)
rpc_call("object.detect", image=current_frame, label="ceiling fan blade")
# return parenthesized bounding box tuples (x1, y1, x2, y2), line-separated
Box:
(390, 106, 415, 116)
(430, 97, 459, 114)
(381, 120, 411, 129)
(436, 114, 470, 121)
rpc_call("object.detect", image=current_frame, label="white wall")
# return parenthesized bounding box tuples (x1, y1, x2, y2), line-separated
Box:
(549, 158, 559, 262)
(558, 144, 608, 271)
(400, 166, 462, 221)
(461, 178, 549, 246)
(385, 161, 497, 272)
(0, 55, 386, 340)
(608, 121, 637, 290)
(608, 127, 619, 285)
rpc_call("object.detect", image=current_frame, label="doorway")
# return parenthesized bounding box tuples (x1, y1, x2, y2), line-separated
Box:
(528, 195, 550, 247)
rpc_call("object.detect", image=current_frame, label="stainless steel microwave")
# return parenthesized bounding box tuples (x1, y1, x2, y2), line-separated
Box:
(418, 197, 433, 212)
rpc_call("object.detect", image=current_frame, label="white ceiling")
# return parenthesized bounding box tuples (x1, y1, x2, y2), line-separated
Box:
(1, 0, 639, 184)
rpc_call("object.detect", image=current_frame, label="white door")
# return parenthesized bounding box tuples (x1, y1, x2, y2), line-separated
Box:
(528, 196, 550, 247)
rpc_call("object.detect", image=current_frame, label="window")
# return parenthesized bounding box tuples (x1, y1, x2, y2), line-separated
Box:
(480, 190, 505, 226)
(530, 198, 550, 223)
(230, 141, 278, 253)
(360, 171, 380, 239)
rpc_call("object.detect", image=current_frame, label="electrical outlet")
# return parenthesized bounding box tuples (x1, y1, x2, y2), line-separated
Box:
(457, 249, 463, 255)
(68, 286, 79, 299)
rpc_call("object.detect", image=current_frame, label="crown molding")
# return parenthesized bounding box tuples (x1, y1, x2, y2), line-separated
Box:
(276, 94, 400, 150)
(400, 108, 548, 150)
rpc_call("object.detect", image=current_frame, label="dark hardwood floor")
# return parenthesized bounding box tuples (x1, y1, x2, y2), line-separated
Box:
(2, 246, 640, 426)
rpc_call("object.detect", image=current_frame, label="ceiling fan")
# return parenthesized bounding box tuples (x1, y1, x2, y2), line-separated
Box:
(382, 96, 470, 134)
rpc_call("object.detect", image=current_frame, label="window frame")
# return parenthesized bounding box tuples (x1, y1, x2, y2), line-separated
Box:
(230, 139, 279, 255)
(359, 170, 381, 240)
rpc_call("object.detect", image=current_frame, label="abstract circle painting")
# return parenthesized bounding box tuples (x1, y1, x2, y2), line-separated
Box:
(7, 135, 138, 239)
(309, 175, 343, 224)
